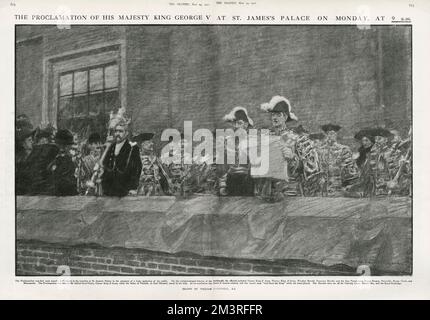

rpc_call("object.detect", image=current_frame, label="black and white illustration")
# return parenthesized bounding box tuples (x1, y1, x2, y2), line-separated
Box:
(15, 25, 412, 276)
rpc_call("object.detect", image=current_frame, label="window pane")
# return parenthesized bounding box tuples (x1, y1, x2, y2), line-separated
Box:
(59, 73, 73, 96)
(105, 90, 120, 114)
(74, 71, 88, 94)
(58, 96, 73, 119)
(105, 64, 119, 89)
(73, 94, 88, 117)
(89, 92, 104, 116)
(89, 68, 103, 91)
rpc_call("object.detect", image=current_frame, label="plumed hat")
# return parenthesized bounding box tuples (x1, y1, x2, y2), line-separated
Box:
(223, 106, 254, 126)
(108, 107, 131, 130)
(260, 96, 298, 121)
(55, 129, 74, 146)
(132, 132, 155, 143)
(321, 123, 342, 133)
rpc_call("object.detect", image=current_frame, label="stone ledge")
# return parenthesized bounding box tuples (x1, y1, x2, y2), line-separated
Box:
(16, 195, 412, 274)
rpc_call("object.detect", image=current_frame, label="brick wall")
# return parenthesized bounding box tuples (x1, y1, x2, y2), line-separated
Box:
(16, 36, 44, 125)
(15, 25, 411, 145)
(125, 25, 412, 144)
(16, 240, 357, 276)
(125, 26, 171, 135)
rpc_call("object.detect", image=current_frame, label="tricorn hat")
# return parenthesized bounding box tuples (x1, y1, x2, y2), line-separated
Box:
(291, 125, 309, 134)
(372, 127, 394, 138)
(55, 129, 74, 146)
(309, 132, 326, 141)
(132, 132, 155, 143)
(223, 106, 254, 126)
(260, 96, 298, 122)
(321, 123, 342, 132)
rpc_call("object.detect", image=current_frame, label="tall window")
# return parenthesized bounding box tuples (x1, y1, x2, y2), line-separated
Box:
(57, 62, 120, 137)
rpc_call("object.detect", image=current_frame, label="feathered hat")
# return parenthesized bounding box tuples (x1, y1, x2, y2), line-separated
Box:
(260, 96, 298, 121)
(223, 106, 254, 127)
(108, 107, 131, 130)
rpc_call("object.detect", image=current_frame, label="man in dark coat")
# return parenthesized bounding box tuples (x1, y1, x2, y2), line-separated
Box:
(23, 137, 59, 195)
(48, 129, 78, 196)
(101, 120, 142, 197)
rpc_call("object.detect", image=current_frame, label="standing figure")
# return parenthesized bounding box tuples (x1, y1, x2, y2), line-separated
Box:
(48, 129, 78, 196)
(291, 125, 323, 196)
(134, 132, 169, 196)
(319, 123, 358, 196)
(347, 128, 376, 197)
(34, 124, 56, 145)
(101, 109, 142, 197)
(260, 96, 321, 198)
(387, 128, 411, 196)
(78, 133, 103, 195)
(308, 132, 325, 150)
(189, 146, 218, 195)
(367, 128, 394, 196)
(220, 106, 254, 196)
(161, 134, 193, 197)
(354, 129, 375, 169)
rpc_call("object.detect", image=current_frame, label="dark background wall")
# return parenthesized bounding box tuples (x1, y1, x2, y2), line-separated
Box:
(16, 25, 411, 147)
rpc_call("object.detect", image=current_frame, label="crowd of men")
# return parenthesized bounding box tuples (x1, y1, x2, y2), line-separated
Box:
(15, 96, 412, 199)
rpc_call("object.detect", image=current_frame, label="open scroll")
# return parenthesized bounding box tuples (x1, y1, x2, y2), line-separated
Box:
(250, 135, 288, 180)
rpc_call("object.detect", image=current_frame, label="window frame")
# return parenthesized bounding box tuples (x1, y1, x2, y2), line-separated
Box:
(42, 41, 126, 127)
(57, 61, 119, 121)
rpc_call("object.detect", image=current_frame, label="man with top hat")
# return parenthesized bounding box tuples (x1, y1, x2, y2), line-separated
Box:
(47, 129, 79, 196)
(220, 106, 255, 196)
(260, 96, 321, 198)
(318, 123, 359, 196)
(34, 123, 56, 145)
(20, 126, 59, 195)
(101, 109, 142, 197)
(133, 132, 169, 196)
